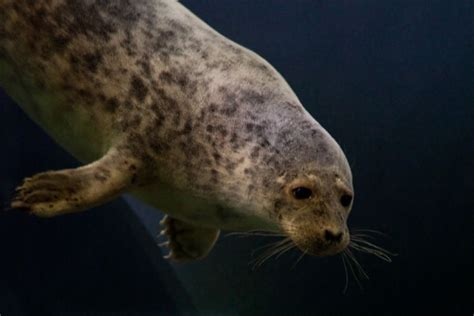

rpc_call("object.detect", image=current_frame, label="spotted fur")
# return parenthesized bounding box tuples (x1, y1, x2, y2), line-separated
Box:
(1, 0, 353, 259)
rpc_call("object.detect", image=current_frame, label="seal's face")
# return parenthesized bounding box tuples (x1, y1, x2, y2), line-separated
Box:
(276, 168, 353, 257)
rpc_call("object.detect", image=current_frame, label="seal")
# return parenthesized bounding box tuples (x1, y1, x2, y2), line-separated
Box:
(0, 0, 354, 261)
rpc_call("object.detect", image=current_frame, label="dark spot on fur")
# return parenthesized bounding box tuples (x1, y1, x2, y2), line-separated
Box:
(259, 139, 271, 148)
(213, 152, 221, 162)
(138, 57, 152, 78)
(216, 125, 228, 137)
(246, 123, 254, 132)
(251, 147, 260, 159)
(243, 168, 254, 176)
(52, 35, 71, 51)
(311, 129, 321, 137)
(121, 114, 142, 131)
(230, 133, 238, 143)
(225, 161, 237, 173)
(240, 90, 265, 105)
(105, 97, 120, 112)
(82, 51, 102, 73)
(181, 119, 192, 134)
(210, 169, 219, 182)
(98, 93, 107, 102)
(159, 71, 173, 84)
(130, 75, 148, 102)
(209, 104, 217, 113)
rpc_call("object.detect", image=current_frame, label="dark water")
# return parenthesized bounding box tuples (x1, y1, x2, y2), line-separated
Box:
(0, 0, 472, 315)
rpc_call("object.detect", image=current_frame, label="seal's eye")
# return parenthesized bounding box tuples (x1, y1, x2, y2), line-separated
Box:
(340, 194, 353, 207)
(292, 187, 313, 200)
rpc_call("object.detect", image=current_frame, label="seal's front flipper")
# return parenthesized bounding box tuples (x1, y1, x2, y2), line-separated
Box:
(11, 147, 140, 217)
(159, 215, 220, 262)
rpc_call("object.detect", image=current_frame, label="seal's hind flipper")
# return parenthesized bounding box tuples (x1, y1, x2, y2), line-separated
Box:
(159, 215, 220, 262)
(10, 147, 140, 217)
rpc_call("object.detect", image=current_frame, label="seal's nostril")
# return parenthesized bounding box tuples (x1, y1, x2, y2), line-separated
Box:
(324, 230, 343, 243)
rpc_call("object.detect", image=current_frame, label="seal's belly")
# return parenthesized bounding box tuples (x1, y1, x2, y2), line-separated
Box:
(131, 183, 279, 232)
(0, 58, 111, 163)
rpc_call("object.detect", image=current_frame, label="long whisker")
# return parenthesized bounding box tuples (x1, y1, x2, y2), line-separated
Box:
(341, 253, 349, 294)
(346, 248, 369, 280)
(350, 236, 396, 262)
(251, 237, 290, 256)
(275, 241, 296, 259)
(252, 238, 290, 261)
(291, 249, 307, 269)
(339, 227, 396, 292)
(351, 228, 388, 237)
(250, 237, 294, 269)
(251, 243, 293, 270)
(351, 237, 396, 255)
(350, 233, 375, 240)
(344, 249, 362, 290)
(349, 228, 396, 261)
(350, 242, 393, 262)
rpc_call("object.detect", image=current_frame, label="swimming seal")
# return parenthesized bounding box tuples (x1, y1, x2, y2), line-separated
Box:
(0, 0, 354, 261)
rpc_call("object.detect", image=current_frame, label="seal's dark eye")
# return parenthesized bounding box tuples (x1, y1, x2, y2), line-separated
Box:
(292, 187, 313, 200)
(340, 194, 353, 207)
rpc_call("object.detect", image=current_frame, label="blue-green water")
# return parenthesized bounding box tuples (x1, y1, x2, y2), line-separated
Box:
(0, 0, 472, 315)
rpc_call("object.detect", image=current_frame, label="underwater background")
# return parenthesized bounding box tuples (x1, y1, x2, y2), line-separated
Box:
(0, 0, 472, 315)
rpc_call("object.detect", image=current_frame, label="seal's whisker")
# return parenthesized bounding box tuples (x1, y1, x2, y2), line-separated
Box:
(349, 228, 396, 263)
(250, 238, 291, 263)
(275, 242, 296, 259)
(250, 238, 294, 269)
(251, 237, 291, 256)
(291, 249, 307, 269)
(351, 238, 395, 255)
(350, 237, 396, 259)
(258, 239, 293, 259)
(341, 253, 349, 294)
(346, 248, 369, 280)
(258, 241, 294, 265)
(350, 233, 375, 240)
(344, 249, 363, 290)
(352, 228, 388, 237)
(350, 242, 393, 262)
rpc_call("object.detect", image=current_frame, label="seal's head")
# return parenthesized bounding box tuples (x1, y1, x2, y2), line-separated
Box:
(272, 121, 354, 257)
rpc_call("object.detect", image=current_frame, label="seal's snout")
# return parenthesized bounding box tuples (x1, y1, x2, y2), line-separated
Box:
(303, 226, 349, 257)
(280, 211, 350, 256)
(324, 229, 343, 243)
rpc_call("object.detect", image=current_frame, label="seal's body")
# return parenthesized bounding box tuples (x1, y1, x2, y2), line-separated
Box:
(1, 0, 354, 261)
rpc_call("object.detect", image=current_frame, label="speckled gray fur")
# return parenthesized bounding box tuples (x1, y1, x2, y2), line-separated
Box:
(1, 0, 354, 260)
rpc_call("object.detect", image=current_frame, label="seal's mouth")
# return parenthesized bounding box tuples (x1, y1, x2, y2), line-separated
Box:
(279, 214, 350, 257)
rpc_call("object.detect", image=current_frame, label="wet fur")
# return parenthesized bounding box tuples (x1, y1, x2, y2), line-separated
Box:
(0, 0, 352, 249)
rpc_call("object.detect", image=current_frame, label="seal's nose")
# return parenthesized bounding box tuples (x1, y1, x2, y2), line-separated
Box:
(324, 229, 343, 243)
